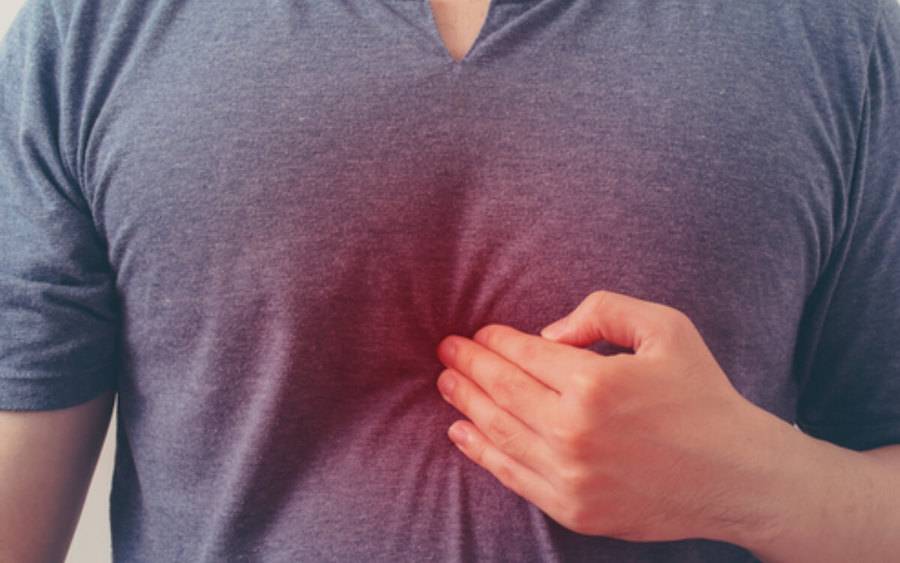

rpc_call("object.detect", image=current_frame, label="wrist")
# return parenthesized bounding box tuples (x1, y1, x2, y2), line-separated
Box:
(717, 407, 881, 563)
(704, 404, 817, 552)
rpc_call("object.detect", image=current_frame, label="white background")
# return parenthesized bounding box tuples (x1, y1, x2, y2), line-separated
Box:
(1, 2, 116, 562)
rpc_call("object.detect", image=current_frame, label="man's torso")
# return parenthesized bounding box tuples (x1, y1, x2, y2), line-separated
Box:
(50, 1, 876, 560)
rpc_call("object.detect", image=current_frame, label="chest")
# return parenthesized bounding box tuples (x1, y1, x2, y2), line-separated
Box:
(83, 0, 848, 410)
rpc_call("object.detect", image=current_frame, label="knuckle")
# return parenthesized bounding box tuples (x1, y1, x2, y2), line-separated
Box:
(505, 435, 533, 462)
(556, 462, 592, 495)
(549, 420, 574, 446)
(550, 420, 591, 455)
(516, 337, 542, 363)
(646, 306, 692, 349)
(571, 364, 619, 410)
(571, 368, 604, 399)
(488, 370, 525, 411)
(586, 290, 609, 310)
(486, 410, 519, 447)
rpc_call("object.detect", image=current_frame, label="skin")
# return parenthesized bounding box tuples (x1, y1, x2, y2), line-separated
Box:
(428, 0, 491, 62)
(0, 390, 114, 563)
(435, 289, 900, 562)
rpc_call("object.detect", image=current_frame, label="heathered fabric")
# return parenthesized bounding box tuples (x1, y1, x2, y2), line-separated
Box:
(2, 0, 900, 561)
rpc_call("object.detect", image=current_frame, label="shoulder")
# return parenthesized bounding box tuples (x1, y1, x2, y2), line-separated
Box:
(788, 0, 885, 59)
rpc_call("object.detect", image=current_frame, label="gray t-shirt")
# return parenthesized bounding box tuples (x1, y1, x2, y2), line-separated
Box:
(2, 0, 899, 561)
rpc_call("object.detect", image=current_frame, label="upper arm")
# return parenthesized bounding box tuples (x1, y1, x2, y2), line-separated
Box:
(0, 0, 119, 412)
(1, 5, 120, 560)
(0, 390, 115, 563)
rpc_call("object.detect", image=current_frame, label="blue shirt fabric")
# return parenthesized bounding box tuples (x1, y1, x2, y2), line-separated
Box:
(1, 0, 899, 561)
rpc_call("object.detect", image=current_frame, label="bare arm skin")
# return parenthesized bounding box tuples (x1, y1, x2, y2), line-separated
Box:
(740, 434, 900, 563)
(0, 391, 114, 563)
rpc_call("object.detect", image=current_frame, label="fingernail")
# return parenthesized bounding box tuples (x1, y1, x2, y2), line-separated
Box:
(448, 423, 468, 445)
(540, 317, 568, 340)
(439, 337, 458, 360)
(438, 370, 457, 396)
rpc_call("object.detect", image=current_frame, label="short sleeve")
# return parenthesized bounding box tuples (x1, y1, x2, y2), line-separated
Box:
(795, 0, 900, 451)
(0, 0, 119, 411)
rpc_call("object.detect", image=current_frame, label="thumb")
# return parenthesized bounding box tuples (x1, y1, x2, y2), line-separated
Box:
(539, 290, 652, 352)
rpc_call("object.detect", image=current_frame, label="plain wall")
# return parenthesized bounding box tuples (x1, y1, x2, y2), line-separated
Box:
(1, 2, 116, 562)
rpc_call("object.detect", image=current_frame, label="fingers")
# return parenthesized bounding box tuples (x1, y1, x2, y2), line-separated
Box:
(470, 324, 605, 394)
(541, 289, 683, 354)
(438, 366, 562, 481)
(437, 336, 560, 431)
(446, 418, 565, 525)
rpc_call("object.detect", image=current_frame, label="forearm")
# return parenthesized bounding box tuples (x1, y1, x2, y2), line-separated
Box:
(0, 391, 114, 563)
(720, 411, 899, 563)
